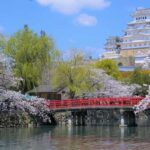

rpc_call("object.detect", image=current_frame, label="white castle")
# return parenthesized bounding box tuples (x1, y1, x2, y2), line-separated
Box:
(102, 8, 150, 69)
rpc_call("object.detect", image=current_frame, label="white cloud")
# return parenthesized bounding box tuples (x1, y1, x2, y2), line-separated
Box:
(36, 0, 111, 14)
(76, 14, 97, 26)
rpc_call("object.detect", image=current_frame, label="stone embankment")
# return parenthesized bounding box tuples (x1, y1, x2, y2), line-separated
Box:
(0, 90, 56, 128)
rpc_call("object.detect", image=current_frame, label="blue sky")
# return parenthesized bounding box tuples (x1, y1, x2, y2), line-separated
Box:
(0, 0, 150, 58)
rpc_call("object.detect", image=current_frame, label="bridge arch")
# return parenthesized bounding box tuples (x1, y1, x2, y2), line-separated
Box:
(47, 97, 145, 126)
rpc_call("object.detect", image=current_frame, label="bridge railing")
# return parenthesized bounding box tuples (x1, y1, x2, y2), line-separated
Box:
(46, 97, 144, 110)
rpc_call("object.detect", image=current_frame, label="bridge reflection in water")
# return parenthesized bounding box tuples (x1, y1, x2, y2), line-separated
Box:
(46, 97, 150, 127)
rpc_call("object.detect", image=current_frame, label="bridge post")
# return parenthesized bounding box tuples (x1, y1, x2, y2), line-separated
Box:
(77, 113, 83, 126)
(79, 115, 82, 126)
(68, 118, 72, 126)
(119, 109, 127, 127)
(73, 114, 78, 126)
(72, 112, 76, 125)
(81, 114, 86, 126)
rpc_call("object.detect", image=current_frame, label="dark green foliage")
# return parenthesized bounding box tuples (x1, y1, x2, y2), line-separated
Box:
(130, 68, 150, 96)
(133, 85, 148, 97)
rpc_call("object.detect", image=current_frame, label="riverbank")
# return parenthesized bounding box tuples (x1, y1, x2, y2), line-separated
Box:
(1, 89, 150, 128)
(0, 90, 56, 128)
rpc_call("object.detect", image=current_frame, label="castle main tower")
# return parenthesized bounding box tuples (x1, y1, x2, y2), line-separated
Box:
(120, 8, 150, 58)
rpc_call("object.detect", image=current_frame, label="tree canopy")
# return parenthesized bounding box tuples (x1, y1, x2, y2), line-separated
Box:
(127, 68, 150, 96)
(4, 25, 58, 93)
(94, 59, 120, 79)
(129, 68, 150, 85)
(52, 53, 94, 99)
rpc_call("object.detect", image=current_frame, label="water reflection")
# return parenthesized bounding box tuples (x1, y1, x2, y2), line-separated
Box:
(0, 126, 150, 150)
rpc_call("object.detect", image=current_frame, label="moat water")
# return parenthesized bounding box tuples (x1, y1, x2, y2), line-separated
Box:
(1, 126, 150, 150)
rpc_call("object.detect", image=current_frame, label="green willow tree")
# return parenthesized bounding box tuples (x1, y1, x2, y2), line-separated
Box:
(52, 53, 94, 99)
(4, 25, 58, 93)
(94, 59, 120, 79)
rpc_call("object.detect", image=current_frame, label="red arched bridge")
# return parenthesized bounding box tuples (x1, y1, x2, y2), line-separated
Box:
(46, 97, 145, 111)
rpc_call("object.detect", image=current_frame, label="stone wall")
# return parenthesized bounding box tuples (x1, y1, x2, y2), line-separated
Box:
(0, 111, 34, 128)
(0, 110, 57, 128)
(136, 109, 150, 126)
(54, 109, 150, 127)
(0, 90, 57, 128)
(54, 111, 72, 125)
